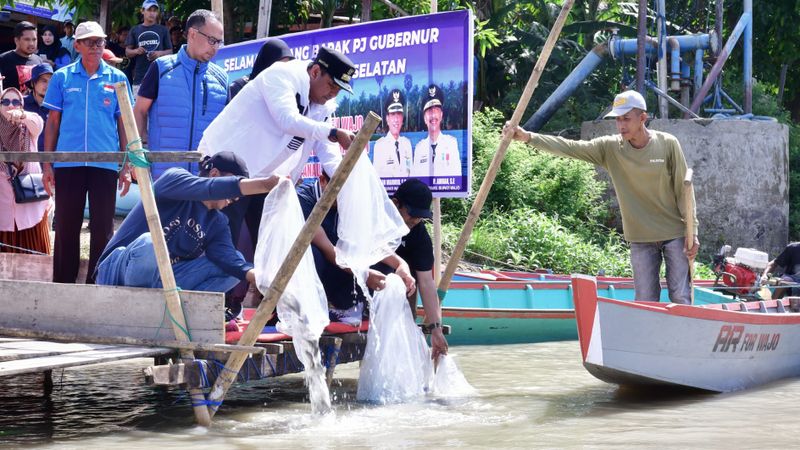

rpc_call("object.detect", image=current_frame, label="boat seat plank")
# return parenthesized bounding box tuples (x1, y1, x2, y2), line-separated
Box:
(0, 346, 172, 377)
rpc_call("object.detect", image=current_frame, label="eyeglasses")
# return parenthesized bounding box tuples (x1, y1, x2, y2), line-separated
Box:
(80, 38, 106, 48)
(192, 28, 223, 47)
(0, 99, 22, 107)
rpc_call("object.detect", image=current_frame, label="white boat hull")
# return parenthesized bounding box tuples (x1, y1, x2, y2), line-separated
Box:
(572, 274, 800, 392)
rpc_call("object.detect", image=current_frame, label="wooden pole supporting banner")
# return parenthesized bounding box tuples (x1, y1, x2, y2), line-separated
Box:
(683, 169, 695, 304)
(432, 198, 442, 284)
(114, 82, 212, 427)
(205, 112, 383, 419)
(211, 0, 224, 28)
(435, 0, 575, 303)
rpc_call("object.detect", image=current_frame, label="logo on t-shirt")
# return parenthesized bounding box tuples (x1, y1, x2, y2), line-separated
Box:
(137, 30, 161, 51)
(650, 159, 665, 163)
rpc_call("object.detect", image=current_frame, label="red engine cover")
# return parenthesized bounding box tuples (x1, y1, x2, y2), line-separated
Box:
(721, 262, 758, 294)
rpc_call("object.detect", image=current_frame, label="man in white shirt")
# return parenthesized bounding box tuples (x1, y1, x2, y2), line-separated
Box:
(372, 88, 413, 178)
(412, 84, 461, 178)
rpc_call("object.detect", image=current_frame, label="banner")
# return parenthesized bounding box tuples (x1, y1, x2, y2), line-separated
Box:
(3, 0, 74, 22)
(213, 10, 473, 197)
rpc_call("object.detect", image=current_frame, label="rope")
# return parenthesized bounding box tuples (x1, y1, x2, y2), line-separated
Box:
(0, 242, 48, 255)
(153, 287, 193, 341)
(123, 138, 151, 168)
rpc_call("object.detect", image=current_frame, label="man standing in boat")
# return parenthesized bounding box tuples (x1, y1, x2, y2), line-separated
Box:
(503, 90, 699, 304)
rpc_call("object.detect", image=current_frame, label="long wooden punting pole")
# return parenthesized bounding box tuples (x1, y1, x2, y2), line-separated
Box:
(205, 112, 382, 420)
(436, 0, 575, 302)
(683, 169, 695, 304)
(114, 82, 212, 426)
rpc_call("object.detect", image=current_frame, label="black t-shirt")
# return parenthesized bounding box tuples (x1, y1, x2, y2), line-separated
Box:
(137, 61, 160, 99)
(775, 242, 800, 275)
(395, 222, 434, 273)
(0, 51, 43, 93)
(126, 23, 171, 84)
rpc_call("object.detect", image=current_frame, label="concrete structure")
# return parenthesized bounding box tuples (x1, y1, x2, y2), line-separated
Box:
(580, 119, 789, 259)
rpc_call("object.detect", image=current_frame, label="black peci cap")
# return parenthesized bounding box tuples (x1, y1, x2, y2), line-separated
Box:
(201, 151, 249, 178)
(393, 178, 432, 219)
(422, 84, 444, 112)
(386, 88, 405, 114)
(314, 46, 356, 94)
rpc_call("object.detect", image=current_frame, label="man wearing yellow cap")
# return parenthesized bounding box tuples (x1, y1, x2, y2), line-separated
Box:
(504, 90, 699, 304)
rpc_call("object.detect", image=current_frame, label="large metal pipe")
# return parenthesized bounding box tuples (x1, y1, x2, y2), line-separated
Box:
(688, 12, 751, 115)
(668, 37, 681, 91)
(636, 0, 647, 94)
(610, 34, 714, 59)
(680, 57, 691, 107)
(656, 0, 668, 117)
(522, 43, 608, 131)
(694, 48, 704, 96)
(743, 0, 752, 113)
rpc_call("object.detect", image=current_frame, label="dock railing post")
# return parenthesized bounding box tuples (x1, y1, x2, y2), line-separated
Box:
(435, 0, 575, 303)
(114, 82, 212, 426)
(204, 112, 383, 419)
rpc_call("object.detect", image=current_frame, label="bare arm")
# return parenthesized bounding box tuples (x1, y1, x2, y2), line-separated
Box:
(125, 45, 145, 58)
(41, 110, 62, 196)
(417, 269, 448, 359)
(238, 176, 283, 196)
(132, 96, 153, 145)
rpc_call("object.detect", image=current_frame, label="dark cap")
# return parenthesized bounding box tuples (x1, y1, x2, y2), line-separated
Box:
(385, 89, 405, 114)
(201, 151, 249, 178)
(423, 84, 444, 112)
(393, 178, 432, 219)
(30, 63, 54, 84)
(314, 46, 356, 94)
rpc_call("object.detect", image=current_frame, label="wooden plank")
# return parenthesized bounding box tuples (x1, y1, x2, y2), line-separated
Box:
(256, 0, 272, 38)
(0, 280, 224, 344)
(0, 253, 52, 281)
(0, 341, 117, 362)
(0, 346, 172, 377)
(0, 151, 202, 163)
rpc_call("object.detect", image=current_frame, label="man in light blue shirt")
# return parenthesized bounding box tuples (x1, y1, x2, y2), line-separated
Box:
(41, 21, 133, 285)
(60, 20, 76, 61)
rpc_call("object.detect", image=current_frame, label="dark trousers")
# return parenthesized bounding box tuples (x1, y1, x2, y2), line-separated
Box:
(53, 167, 117, 284)
(222, 192, 267, 250)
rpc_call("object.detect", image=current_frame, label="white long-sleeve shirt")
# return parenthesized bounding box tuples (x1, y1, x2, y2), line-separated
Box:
(199, 59, 342, 180)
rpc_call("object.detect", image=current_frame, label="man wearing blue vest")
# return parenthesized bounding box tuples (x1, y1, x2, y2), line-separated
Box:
(133, 8, 227, 179)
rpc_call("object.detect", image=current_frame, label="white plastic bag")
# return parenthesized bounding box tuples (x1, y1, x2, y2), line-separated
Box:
(430, 354, 477, 398)
(253, 177, 331, 413)
(357, 274, 432, 404)
(335, 152, 408, 290)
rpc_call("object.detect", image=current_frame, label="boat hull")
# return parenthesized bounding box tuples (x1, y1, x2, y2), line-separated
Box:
(572, 274, 800, 392)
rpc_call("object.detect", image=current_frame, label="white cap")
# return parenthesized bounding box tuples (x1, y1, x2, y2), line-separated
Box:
(74, 21, 107, 40)
(604, 90, 647, 118)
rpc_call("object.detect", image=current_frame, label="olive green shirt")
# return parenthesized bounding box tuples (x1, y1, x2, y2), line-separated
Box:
(528, 130, 697, 243)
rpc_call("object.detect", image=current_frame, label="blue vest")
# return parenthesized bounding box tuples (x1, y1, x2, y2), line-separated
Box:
(148, 45, 228, 177)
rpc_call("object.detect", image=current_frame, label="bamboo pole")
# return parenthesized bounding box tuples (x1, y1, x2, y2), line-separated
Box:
(205, 112, 382, 419)
(436, 0, 575, 303)
(683, 169, 695, 304)
(0, 327, 267, 355)
(114, 82, 212, 427)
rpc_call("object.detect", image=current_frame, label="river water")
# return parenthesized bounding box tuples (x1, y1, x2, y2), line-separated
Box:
(2, 341, 798, 448)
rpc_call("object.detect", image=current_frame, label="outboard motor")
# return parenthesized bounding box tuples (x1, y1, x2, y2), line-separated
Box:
(712, 245, 769, 300)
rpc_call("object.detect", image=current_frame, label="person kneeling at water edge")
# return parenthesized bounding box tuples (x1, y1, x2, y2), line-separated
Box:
(95, 152, 281, 292)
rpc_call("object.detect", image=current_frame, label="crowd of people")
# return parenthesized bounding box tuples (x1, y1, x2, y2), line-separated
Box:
(0, 2, 449, 359)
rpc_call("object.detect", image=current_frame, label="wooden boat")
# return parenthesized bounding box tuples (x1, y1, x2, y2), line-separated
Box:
(427, 271, 732, 345)
(571, 274, 800, 392)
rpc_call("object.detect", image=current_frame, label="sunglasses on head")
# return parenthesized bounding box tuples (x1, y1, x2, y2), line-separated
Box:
(0, 99, 22, 107)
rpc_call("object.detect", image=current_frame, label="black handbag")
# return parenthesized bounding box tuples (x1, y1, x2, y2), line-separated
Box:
(8, 165, 50, 204)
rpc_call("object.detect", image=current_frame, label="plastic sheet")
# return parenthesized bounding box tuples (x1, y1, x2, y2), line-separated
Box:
(254, 177, 331, 413)
(430, 355, 477, 398)
(357, 274, 432, 404)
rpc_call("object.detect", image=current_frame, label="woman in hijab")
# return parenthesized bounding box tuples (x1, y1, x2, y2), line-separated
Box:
(39, 26, 72, 69)
(229, 38, 293, 99)
(0, 87, 49, 254)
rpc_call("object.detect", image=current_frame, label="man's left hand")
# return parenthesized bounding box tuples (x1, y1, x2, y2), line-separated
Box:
(430, 328, 448, 360)
(395, 262, 416, 297)
(685, 235, 700, 259)
(118, 164, 132, 197)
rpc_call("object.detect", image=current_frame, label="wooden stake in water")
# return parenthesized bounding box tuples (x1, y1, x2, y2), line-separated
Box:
(114, 82, 212, 427)
(205, 112, 383, 419)
(436, 0, 576, 302)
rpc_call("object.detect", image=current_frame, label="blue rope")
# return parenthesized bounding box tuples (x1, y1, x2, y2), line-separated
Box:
(124, 138, 151, 168)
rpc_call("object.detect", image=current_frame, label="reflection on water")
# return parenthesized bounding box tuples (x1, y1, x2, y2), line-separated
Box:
(2, 342, 799, 448)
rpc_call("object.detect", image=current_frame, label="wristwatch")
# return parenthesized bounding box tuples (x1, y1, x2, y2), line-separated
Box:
(328, 127, 338, 142)
(421, 322, 442, 333)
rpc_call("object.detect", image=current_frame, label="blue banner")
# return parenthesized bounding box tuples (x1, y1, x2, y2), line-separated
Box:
(213, 10, 474, 197)
(3, 0, 74, 21)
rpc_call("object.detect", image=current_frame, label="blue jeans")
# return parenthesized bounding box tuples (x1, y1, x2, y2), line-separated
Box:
(629, 237, 691, 304)
(96, 233, 241, 293)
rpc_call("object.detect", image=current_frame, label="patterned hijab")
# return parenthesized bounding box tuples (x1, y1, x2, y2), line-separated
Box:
(0, 88, 28, 154)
